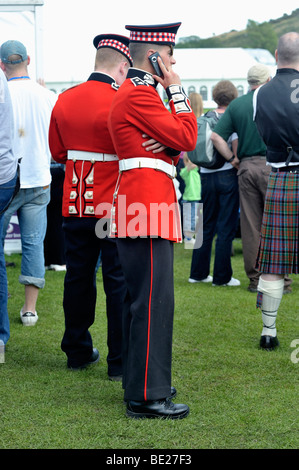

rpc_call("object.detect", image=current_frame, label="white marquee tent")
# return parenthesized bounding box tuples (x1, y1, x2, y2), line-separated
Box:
(0, 1, 44, 80)
(43, 46, 276, 107)
(0, 1, 44, 254)
(169, 47, 276, 107)
(0, 3, 277, 108)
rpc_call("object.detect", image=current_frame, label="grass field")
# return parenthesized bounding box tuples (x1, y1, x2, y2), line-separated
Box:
(1, 239, 298, 450)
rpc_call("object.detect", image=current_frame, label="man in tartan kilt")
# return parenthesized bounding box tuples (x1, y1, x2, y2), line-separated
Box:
(254, 32, 299, 350)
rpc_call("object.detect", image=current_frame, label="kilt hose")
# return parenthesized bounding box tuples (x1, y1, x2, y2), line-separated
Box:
(256, 170, 299, 275)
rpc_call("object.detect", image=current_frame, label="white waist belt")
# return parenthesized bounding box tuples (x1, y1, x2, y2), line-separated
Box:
(119, 157, 175, 178)
(67, 150, 119, 162)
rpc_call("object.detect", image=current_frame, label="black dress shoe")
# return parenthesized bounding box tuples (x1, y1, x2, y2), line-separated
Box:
(126, 398, 189, 420)
(260, 335, 279, 350)
(67, 348, 100, 370)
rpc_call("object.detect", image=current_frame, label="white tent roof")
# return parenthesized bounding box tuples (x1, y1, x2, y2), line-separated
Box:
(0, 2, 44, 79)
(43, 47, 277, 85)
(173, 47, 276, 80)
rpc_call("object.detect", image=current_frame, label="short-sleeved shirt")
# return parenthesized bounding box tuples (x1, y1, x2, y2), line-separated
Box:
(254, 68, 299, 166)
(8, 79, 57, 188)
(213, 90, 266, 160)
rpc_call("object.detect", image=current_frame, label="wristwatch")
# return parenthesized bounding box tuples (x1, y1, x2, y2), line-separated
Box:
(227, 154, 235, 163)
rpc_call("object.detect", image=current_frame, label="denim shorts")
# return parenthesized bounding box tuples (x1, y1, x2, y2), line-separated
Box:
(2, 185, 50, 288)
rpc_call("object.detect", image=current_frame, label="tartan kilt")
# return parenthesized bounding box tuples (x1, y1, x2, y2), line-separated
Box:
(256, 171, 299, 274)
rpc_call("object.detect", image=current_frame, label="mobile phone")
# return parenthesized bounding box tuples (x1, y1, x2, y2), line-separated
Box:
(148, 52, 164, 78)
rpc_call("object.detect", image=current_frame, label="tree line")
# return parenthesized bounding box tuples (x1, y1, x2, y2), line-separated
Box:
(177, 9, 299, 55)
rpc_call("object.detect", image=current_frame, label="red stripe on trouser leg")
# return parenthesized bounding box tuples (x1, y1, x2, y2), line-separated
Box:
(144, 238, 153, 401)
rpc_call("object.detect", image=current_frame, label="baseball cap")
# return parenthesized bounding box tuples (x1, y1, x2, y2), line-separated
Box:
(0, 40, 28, 64)
(247, 64, 271, 85)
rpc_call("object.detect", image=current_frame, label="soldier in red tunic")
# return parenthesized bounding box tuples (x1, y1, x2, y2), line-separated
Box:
(108, 23, 197, 419)
(48, 34, 133, 378)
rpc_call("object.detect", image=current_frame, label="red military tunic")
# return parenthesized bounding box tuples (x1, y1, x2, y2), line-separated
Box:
(49, 73, 120, 219)
(108, 68, 197, 242)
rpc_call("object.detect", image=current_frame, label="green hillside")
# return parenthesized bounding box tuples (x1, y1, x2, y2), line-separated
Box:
(177, 8, 299, 54)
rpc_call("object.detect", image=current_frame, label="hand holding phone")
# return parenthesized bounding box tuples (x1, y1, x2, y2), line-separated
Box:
(148, 52, 164, 78)
(148, 51, 181, 90)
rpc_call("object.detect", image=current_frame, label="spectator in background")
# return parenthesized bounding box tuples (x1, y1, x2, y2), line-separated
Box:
(176, 92, 203, 200)
(189, 92, 203, 118)
(211, 65, 292, 294)
(0, 67, 18, 349)
(254, 32, 299, 350)
(0, 40, 57, 326)
(177, 92, 203, 238)
(189, 80, 240, 286)
(180, 152, 201, 249)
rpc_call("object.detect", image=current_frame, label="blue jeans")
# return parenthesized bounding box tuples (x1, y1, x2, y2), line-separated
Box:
(182, 200, 200, 238)
(190, 169, 239, 285)
(0, 172, 18, 344)
(2, 186, 50, 289)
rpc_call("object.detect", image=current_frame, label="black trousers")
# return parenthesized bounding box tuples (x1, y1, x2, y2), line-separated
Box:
(116, 237, 174, 402)
(44, 165, 66, 266)
(62, 217, 126, 375)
